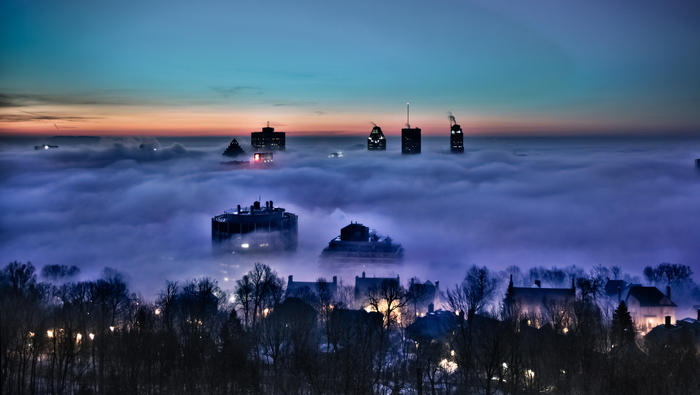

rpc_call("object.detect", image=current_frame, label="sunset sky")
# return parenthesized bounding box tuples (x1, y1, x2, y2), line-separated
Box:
(2, 0, 700, 136)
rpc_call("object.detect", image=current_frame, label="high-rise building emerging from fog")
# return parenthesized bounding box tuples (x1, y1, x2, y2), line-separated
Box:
(212, 200, 297, 252)
(321, 222, 403, 263)
(401, 103, 421, 154)
(367, 124, 386, 150)
(251, 122, 286, 150)
(222, 138, 245, 157)
(449, 114, 464, 153)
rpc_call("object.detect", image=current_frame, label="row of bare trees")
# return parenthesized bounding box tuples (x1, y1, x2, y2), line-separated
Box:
(2, 261, 699, 394)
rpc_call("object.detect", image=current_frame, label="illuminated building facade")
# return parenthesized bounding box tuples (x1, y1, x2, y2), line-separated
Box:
(625, 285, 676, 334)
(252, 152, 274, 167)
(505, 276, 575, 329)
(251, 123, 286, 150)
(367, 125, 386, 150)
(407, 278, 440, 316)
(401, 127, 421, 154)
(354, 272, 400, 305)
(211, 200, 298, 252)
(449, 114, 464, 153)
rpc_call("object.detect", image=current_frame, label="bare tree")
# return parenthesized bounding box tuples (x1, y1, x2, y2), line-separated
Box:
(366, 279, 407, 331)
(234, 275, 253, 327)
(447, 265, 500, 321)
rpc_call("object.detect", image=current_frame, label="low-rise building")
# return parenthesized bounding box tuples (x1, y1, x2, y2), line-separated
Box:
(625, 285, 676, 334)
(505, 275, 576, 329)
(354, 272, 400, 304)
(407, 278, 440, 316)
(286, 275, 338, 301)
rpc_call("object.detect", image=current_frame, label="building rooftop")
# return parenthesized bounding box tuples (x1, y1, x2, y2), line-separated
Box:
(341, 222, 370, 242)
(407, 279, 439, 308)
(211, 200, 298, 251)
(626, 285, 676, 307)
(216, 201, 287, 220)
(321, 223, 403, 263)
(354, 272, 400, 299)
(510, 286, 575, 300)
(222, 138, 245, 157)
(406, 310, 458, 341)
(286, 275, 338, 299)
(506, 276, 575, 306)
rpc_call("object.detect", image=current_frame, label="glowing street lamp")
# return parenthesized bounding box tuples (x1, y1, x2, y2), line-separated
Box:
(76, 333, 83, 343)
(89, 333, 95, 340)
(46, 330, 54, 338)
(525, 369, 535, 380)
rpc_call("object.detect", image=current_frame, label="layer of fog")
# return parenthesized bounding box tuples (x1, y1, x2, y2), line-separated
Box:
(1, 135, 699, 308)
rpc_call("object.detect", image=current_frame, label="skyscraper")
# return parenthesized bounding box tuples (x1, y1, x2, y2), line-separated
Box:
(251, 122, 286, 150)
(449, 114, 464, 153)
(368, 124, 386, 150)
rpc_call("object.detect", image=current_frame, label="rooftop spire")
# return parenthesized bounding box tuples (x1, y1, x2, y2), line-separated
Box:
(406, 102, 410, 128)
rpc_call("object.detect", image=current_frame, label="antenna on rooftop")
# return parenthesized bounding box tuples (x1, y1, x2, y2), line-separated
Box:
(267, 121, 270, 128)
(406, 102, 410, 128)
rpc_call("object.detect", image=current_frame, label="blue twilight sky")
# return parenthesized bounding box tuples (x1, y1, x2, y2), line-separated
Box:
(1, 0, 700, 135)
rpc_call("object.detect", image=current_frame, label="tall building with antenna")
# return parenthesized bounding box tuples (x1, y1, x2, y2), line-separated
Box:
(401, 103, 421, 154)
(449, 113, 464, 153)
(367, 124, 386, 150)
(251, 122, 286, 150)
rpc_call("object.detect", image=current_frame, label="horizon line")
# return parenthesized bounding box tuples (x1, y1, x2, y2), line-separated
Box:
(2, 128, 700, 139)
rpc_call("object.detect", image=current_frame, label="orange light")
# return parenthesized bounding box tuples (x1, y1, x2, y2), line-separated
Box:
(254, 153, 260, 161)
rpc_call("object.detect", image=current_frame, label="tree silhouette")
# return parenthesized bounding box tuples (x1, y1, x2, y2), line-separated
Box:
(611, 301, 636, 348)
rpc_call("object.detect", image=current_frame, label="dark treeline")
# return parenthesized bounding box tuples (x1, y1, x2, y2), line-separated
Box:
(1, 261, 699, 395)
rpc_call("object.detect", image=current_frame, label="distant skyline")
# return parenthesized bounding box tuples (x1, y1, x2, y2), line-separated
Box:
(2, 0, 700, 136)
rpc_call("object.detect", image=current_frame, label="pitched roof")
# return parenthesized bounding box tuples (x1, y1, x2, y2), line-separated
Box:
(406, 310, 458, 341)
(626, 286, 676, 307)
(354, 274, 399, 298)
(286, 275, 337, 298)
(286, 282, 337, 297)
(644, 319, 700, 350)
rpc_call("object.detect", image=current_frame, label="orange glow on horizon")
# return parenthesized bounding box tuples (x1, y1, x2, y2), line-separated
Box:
(2, 104, 696, 137)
